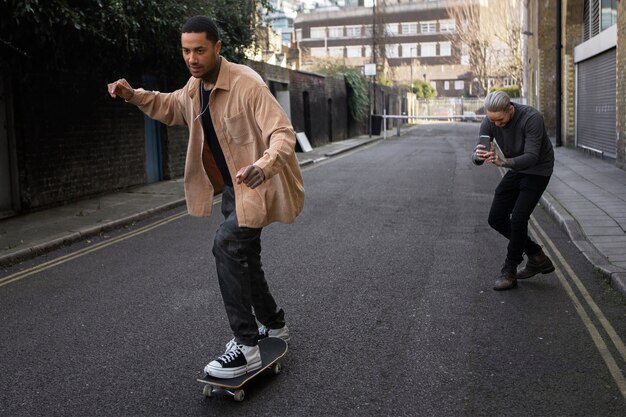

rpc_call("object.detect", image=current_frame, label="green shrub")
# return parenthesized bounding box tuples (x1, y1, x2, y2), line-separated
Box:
(490, 85, 521, 98)
(411, 79, 437, 99)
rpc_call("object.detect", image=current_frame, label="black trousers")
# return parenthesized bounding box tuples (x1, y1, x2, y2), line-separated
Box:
(487, 171, 551, 265)
(212, 186, 285, 346)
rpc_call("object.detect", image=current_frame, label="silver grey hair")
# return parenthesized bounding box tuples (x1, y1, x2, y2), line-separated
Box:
(484, 91, 511, 112)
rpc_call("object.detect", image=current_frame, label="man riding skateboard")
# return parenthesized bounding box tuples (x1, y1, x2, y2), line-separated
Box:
(108, 16, 304, 378)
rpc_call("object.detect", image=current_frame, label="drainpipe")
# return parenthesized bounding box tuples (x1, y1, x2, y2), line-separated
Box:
(556, 0, 562, 147)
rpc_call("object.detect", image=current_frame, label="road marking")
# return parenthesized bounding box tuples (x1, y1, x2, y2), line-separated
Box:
(0, 210, 189, 288)
(529, 217, 626, 401)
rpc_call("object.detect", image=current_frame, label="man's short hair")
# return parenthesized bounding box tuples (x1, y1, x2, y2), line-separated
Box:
(484, 91, 511, 113)
(182, 16, 220, 42)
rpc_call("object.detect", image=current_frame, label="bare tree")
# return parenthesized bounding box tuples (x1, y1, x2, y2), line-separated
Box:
(490, 0, 523, 90)
(447, 0, 524, 97)
(447, 1, 491, 96)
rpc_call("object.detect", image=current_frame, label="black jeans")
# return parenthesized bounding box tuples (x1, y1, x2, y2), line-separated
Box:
(488, 171, 551, 265)
(212, 186, 285, 346)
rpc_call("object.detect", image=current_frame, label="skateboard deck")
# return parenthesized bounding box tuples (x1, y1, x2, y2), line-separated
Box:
(197, 337, 287, 401)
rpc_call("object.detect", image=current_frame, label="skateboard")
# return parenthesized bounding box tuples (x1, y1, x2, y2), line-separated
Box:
(197, 337, 288, 402)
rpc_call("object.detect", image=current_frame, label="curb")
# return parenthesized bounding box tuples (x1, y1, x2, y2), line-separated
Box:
(0, 199, 186, 268)
(540, 191, 626, 298)
(298, 136, 383, 166)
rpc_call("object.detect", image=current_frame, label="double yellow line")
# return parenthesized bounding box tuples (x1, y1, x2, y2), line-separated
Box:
(529, 215, 626, 401)
(0, 210, 188, 288)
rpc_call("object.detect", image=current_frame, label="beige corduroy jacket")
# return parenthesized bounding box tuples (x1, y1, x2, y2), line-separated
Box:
(128, 57, 304, 228)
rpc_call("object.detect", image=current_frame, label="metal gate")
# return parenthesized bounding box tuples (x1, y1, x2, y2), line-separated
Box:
(576, 48, 616, 158)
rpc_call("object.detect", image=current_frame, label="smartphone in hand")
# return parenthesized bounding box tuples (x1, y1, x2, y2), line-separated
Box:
(478, 134, 491, 150)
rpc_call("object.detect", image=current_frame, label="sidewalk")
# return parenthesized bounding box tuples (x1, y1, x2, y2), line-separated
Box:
(0, 134, 382, 268)
(1, 131, 624, 297)
(540, 146, 626, 295)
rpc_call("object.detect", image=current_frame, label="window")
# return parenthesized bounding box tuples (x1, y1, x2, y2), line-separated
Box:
(386, 44, 399, 58)
(401, 43, 418, 57)
(601, 0, 617, 31)
(310, 47, 326, 58)
(583, 0, 617, 40)
(310, 27, 326, 39)
(295, 29, 302, 42)
(420, 21, 437, 34)
(346, 25, 362, 38)
(455, 80, 465, 90)
(420, 42, 437, 57)
(364, 45, 372, 57)
(328, 26, 343, 38)
(401, 22, 417, 35)
(346, 46, 362, 58)
(444, 81, 450, 90)
(328, 47, 344, 58)
(440, 19, 455, 33)
(439, 42, 451, 56)
(363, 25, 373, 37)
(386, 23, 399, 35)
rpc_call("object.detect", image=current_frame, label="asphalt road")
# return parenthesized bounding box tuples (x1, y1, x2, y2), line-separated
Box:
(1, 123, 625, 417)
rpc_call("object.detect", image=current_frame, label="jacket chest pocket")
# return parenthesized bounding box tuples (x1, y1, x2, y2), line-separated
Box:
(223, 110, 253, 144)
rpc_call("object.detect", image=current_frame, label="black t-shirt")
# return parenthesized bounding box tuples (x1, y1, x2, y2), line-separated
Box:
(200, 86, 232, 186)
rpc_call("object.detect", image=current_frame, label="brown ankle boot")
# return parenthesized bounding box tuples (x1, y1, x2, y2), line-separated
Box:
(494, 260, 518, 291)
(517, 249, 555, 280)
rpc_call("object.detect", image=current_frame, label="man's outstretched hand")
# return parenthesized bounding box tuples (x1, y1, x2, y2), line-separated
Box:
(107, 79, 134, 101)
(235, 165, 265, 189)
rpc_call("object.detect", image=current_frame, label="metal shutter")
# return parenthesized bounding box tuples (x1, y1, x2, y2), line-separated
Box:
(576, 48, 616, 158)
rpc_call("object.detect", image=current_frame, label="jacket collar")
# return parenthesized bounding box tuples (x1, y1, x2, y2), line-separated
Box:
(187, 56, 231, 99)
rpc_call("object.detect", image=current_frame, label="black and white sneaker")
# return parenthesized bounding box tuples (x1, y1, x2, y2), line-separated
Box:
(204, 342, 261, 379)
(258, 324, 290, 342)
(223, 324, 290, 350)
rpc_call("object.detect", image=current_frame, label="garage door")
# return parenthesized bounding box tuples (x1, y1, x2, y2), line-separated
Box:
(576, 48, 616, 158)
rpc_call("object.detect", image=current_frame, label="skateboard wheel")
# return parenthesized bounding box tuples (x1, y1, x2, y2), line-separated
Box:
(271, 362, 283, 375)
(202, 384, 214, 398)
(233, 389, 245, 402)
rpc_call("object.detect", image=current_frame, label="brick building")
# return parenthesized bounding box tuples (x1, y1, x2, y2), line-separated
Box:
(525, 0, 624, 169)
(293, 0, 476, 98)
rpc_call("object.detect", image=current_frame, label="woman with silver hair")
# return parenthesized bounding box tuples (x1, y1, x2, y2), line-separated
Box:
(472, 91, 555, 291)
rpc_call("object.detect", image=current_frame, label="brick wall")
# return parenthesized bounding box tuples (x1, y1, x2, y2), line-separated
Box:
(13, 73, 147, 211)
(563, 54, 576, 145)
(163, 125, 188, 179)
(616, 0, 626, 167)
(9, 63, 378, 213)
(289, 70, 330, 147)
(526, 0, 539, 108)
(536, 1, 557, 136)
(324, 75, 349, 142)
(245, 61, 353, 146)
(562, 0, 584, 147)
(246, 60, 290, 84)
